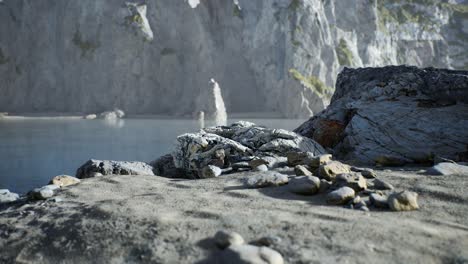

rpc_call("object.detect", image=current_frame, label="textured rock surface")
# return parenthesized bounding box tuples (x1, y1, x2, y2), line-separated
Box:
(296, 66, 468, 164)
(388, 191, 419, 211)
(173, 122, 325, 176)
(245, 172, 289, 188)
(0, 1, 466, 117)
(49, 175, 81, 187)
(76, 159, 155, 179)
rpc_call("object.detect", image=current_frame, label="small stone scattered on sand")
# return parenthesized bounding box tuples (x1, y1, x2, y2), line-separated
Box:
(288, 176, 320, 195)
(214, 230, 245, 249)
(388, 191, 419, 211)
(326, 186, 355, 205)
(221, 244, 284, 264)
(246, 172, 289, 188)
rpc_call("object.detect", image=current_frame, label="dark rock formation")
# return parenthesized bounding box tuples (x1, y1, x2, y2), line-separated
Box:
(295, 66, 468, 165)
(76, 159, 155, 179)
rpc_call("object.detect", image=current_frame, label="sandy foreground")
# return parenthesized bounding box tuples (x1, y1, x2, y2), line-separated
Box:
(0, 168, 467, 263)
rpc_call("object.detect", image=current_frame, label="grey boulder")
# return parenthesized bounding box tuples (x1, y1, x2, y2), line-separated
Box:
(76, 159, 155, 179)
(295, 66, 468, 165)
(29, 185, 60, 200)
(0, 189, 20, 204)
(288, 176, 321, 195)
(245, 172, 289, 188)
(221, 244, 284, 264)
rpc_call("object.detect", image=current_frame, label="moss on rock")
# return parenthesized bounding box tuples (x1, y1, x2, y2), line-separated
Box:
(336, 38, 354, 66)
(288, 69, 333, 97)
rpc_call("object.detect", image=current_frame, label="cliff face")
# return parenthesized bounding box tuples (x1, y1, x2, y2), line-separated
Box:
(0, 0, 466, 117)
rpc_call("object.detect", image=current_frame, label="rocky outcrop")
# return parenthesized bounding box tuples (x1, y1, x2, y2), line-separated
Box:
(0, 1, 466, 117)
(172, 121, 326, 177)
(295, 66, 468, 165)
(76, 159, 155, 179)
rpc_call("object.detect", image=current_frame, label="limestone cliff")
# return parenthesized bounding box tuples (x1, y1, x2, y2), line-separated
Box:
(0, 0, 466, 117)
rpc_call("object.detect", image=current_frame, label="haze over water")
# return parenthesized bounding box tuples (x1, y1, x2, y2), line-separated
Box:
(0, 118, 302, 194)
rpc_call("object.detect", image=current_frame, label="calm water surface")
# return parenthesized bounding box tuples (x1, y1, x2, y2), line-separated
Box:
(0, 118, 303, 193)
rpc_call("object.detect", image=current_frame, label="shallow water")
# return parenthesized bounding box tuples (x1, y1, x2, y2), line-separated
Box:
(0, 118, 303, 193)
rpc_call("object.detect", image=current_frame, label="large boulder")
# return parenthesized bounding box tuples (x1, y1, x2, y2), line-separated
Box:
(76, 159, 155, 179)
(173, 121, 326, 177)
(295, 66, 468, 165)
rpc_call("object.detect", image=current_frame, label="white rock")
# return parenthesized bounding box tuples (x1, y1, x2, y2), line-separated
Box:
(388, 191, 419, 211)
(214, 230, 245, 249)
(0, 189, 20, 204)
(221, 244, 284, 264)
(246, 172, 289, 188)
(427, 162, 468, 176)
(326, 186, 355, 205)
(288, 176, 320, 195)
(200, 165, 222, 178)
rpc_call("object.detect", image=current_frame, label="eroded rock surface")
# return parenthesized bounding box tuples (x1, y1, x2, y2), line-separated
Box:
(173, 122, 326, 177)
(296, 66, 468, 165)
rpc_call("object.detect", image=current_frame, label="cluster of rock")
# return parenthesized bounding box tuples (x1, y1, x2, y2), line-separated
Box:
(0, 175, 81, 204)
(246, 152, 419, 212)
(83, 108, 125, 120)
(213, 230, 283, 264)
(295, 66, 468, 165)
(170, 121, 326, 179)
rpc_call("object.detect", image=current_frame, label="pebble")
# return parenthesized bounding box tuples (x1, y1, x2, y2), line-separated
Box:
(287, 151, 315, 167)
(245, 172, 289, 188)
(200, 165, 222, 178)
(373, 178, 394, 190)
(288, 176, 320, 195)
(310, 154, 333, 168)
(221, 244, 284, 264)
(0, 189, 20, 204)
(294, 165, 313, 176)
(319, 161, 351, 181)
(369, 192, 389, 208)
(254, 164, 269, 172)
(335, 173, 367, 192)
(214, 230, 245, 249)
(388, 191, 419, 211)
(351, 166, 377, 179)
(49, 175, 81, 187)
(249, 158, 269, 169)
(326, 187, 355, 205)
(319, 179, 332, 193)
(255, 236, 282, 247)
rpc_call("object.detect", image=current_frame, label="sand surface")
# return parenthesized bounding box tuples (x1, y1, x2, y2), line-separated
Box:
(1, 168, 467, 263)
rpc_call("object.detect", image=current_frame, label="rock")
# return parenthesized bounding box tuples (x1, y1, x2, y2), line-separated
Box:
(351, 167, 377, 179)
(426, 162, 468, 176)
(221, 244, 284, 264)
(200, 165, 222, 178)
(254, 236, 282, 247)
(214, 230, 245, 249)
(249, 158, 269, 169)
(358, 206, 370, 212)
(150, 154, 189, 179)
(318, 161, 351, 181)
(326, 187, 355, 205)
(0, 189, 19, 204)
(173, 122, 325, 177)
(84, 114, 97, 120)
(245, 172, 289, 188)
(288, 176, 320, 195)
(76, 159, 155, 179)
(335, 173, 367, 192)
(373, 179, 394, 190)
(29, 185, 60, 200)
(49, 175, 81, 187)
(254, 165, 269, 172)
(310, 154, 333, 168)
(261, 156, 288, 169)
(369, 192, 389, 208)
(233, 162, 252, 171)
(287, 152, 315, 167)
(388, 191, 419, 211)
(295, 66, 468, 165)
(319, 179, 332, 193)
(294, 165, 313, 176)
